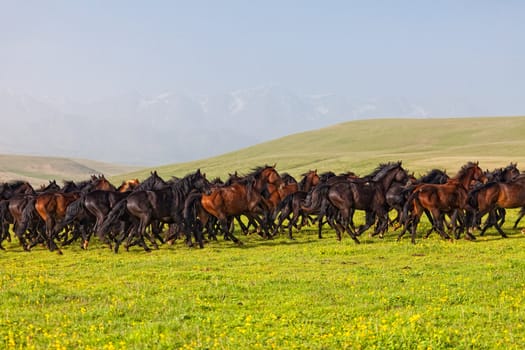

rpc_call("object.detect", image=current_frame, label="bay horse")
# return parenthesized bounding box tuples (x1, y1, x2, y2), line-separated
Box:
(401, 161, 486, 244)
(117, 179, 141, 192)
(184, 165, 283, 246)
(467, 171, 525, 237)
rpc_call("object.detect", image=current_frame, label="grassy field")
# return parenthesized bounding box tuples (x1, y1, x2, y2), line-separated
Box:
(112, 116, 525, 183)
(1, 212, 525, 349)
(2, 116, 525, 349)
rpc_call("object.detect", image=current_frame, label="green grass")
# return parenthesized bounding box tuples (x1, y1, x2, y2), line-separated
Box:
(3, 116, 525, 349)
(1, 211, 525, 349)
(112, 116, 525, 183)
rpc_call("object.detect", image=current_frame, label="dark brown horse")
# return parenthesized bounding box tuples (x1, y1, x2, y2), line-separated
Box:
(401, 161, 486, 244)
(302, 162, 408, 242)
(0, 182, 36, 250)
(271, 170, 321, 238)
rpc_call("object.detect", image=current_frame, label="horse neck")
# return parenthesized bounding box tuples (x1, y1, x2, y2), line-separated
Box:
(454, 168, 479, 189)
(376, 168, 402, 192)
(299, 173, 318, 192)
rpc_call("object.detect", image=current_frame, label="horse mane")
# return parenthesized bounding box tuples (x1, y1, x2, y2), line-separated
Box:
(171, 170, 207, 201)
(135, 171, 167, 191)
(319, 171, 336, 182)
(455, 161, 479, 179)
(6, 180, 29, 190)
(369, 161, 402, 182)
(280, 173, 297, 184)
(246, 165, 274, 179)
(420, 169, 449, 183)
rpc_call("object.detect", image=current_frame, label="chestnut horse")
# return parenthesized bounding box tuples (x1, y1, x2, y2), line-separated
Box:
(184, 165, 283, 246)
(402, 161, 486, 244)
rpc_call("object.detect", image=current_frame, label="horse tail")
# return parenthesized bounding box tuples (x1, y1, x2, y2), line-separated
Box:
(0, 201, 12, 240)
(98, 199, 127, 236)
(17, 197, 37, 236)
(273, 192, 294, 221)
(401, 189, 419, 224)
(302, 184, 330, 213)
(183, 192, 205, 247)
(56, 197, 85, 232)
(183, 192, 203, 228)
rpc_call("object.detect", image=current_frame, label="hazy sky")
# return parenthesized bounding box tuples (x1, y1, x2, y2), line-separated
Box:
(1, 1, 524, 105)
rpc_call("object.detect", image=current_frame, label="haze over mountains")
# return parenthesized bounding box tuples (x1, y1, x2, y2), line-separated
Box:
(0, 87, 517, 166)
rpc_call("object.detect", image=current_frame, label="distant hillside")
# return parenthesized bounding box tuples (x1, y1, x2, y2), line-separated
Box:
(112, 116, 525, 182)
(2, 88, 517, 166)
(0, 154, 139, 186)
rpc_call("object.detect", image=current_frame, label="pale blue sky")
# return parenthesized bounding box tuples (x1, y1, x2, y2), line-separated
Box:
(1, 1, 524, 108)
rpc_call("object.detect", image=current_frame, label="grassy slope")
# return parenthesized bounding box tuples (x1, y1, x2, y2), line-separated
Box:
(0, 154, 139, 186)
(113, 116, 525, 182)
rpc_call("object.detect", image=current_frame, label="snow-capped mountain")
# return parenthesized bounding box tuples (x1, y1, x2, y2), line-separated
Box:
(0, 87, 490, 165)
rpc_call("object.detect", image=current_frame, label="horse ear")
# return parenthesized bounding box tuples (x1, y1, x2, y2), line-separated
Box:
(196, 168, 201, 175)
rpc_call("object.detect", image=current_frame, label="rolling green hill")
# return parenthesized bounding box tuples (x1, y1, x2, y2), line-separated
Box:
(113, 116, 525, 182)
(0, 154, 139, 186)
(4, 116, 524, 186)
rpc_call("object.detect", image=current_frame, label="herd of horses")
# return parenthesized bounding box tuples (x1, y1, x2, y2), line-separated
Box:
(1, 161, 524, 254)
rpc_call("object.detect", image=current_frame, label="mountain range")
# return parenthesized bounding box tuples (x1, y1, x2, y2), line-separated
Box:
(0, 87, 509, 166)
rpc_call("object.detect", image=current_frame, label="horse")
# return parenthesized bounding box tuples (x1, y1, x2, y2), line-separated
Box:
(185, 165, 283, 245)
(467, 168, 525, 237)
(98, 169, 210, 252)
(302, 162, 408, 242)
(0, 182, 36, 250)
(38, 180, 61, 193)
(117, 179, 141, 192)
(401, 161, 486, 244)
(271, 170, 321, 239)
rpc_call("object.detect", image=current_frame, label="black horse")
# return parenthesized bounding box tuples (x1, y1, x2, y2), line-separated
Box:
(98, 170, 210, 252)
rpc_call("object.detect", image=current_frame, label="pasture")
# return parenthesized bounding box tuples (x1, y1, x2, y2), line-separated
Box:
(1, 213, 525, 349)
(1, 116, 525, 349)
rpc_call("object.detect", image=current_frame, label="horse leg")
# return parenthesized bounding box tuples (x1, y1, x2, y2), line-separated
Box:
(410, 214, 422, 244)
(48, 222, 63, 255)
(317, 213, 325, 239)
(136, 218, 152, 252)
(220, 217, 242, 245)
(493, 215, 508, 238)
(356, 211, 375, 236)
(513, 207, 525, 229)
(13, 222, 30, 251)
(432, 211, 451, 241)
